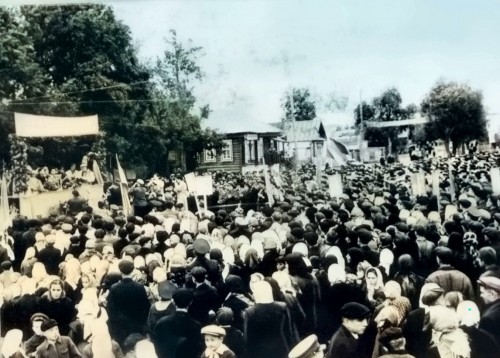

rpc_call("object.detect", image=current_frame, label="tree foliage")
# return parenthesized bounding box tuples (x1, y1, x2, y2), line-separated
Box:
(354, 88, 417, 153)
(0, 5, 222, 174)
(282, 88, 316, 125)
(421, 81, 487, 156)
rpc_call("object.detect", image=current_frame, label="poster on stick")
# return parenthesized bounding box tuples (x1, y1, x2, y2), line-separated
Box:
(195, 175, 213, 196)
(328, 174, 343, 198)
(184, 173, 197, 193)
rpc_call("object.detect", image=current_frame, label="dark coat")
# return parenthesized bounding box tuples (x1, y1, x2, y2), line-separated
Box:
(188, 282, 220, 325)
(425, 265, 475, 300)
(39, 297, 75, 335)
(243, 302, 292, 358)
(153, 310, 203, 358)
(479, 299, 500, 349)
(326, 325, 360, 358)
(187, 256, 222, 286)
(461, 324, 500, 358)
(106, 277, 150, 345)
(221, 325, 246, 358)
(291, 274, 321, 336)
(37, 245, 62, 275)
(35, 336, 81, 358)
(360, 245, 380, 267)
(402, 308, 432, 358)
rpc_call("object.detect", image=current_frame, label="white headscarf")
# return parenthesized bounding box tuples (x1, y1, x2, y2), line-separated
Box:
(253, 281, 274, 304)
(328, 264, 346, 284)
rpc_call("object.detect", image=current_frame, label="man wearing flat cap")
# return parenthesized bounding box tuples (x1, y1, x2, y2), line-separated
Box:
(35, 319, 81, 358)
(326, 302, 371, 358)
(478, 268, 500, 347)
(289, 334, 324, 358)
(200, 325, 236, 358)
(25, 313, 50, 356)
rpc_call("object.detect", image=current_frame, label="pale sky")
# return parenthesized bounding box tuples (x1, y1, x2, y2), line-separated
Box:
(110, 0, 500, 130)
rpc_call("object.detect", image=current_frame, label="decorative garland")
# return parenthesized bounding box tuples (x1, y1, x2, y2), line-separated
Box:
(9, 134, 29, 194)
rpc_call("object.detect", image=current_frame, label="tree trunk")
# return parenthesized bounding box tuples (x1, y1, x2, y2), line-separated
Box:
(444, 139, 451, 157)
(180, 142, 187, 173)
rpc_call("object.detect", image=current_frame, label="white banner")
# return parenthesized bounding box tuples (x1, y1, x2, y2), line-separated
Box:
(491, 167, 500, 195)
(15, 113, 99, 137)
(328, 174, 343, 198)
(184, 173, 197, 193)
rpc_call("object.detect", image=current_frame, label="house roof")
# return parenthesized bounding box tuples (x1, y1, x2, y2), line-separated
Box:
(285, 118, 326, 142)
(202, 110, 281, 135)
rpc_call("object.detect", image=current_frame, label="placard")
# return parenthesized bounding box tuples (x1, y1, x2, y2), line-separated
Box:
(491, 167, 500, 195)
(328, 174, 343, 198)
(184, 173, 197, 193)
(195, 175, 213, 196)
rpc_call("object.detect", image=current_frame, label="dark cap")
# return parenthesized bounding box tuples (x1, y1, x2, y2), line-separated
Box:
(118, 260, 135, 275)
(173, 288, 194, 308)
(340, 302, 371, 319)
(158, 280, 178, 300)
(379, 327, 404, 347)
(288, 334, 321, 358)
(30, 313, 49, 324)
(40, 319, 58, 332)
(193, 238, 210, 255)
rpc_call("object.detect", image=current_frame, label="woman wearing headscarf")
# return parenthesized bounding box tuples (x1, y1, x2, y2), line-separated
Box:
(456, 300, 500, 358)
(364, 267, 385, 308)
(222, 275, 254, 332)
(243, 281, 292, 358)
(429, 306, 471, 358)
(1, 329, 26, 358)
(286, 252, 321, 336)
(39, 278, 76, 335)
(393, 254, 425, 310)
(372, 305, 401, 358)
(63, 257, 83, 304)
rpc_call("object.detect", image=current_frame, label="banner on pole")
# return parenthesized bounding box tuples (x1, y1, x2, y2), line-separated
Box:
(328, 174, 343, 198)
(15, 113, 99, 137)
(116, 155, 132, 216)
(264, 168, 275, 206)
(184, 173, 197, 193)
(195, 175, 213, 196)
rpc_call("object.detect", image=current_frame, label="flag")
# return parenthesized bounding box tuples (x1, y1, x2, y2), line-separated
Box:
(116, 155, 132, 216)
(0, 174, 11, 234)
(324, 136, 349, 166)
(92, 160, 104, 185)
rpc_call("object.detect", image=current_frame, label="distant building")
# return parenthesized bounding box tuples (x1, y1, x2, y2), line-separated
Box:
(280, 119, 327, 162)
(198, 120, 283, 172)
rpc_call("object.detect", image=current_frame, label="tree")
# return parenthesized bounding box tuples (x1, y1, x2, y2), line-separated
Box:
(421, 81, 487, 156)
(354, 88, 417, 154)
(281, 88, 316, 126)
(152, 30, 223, 172)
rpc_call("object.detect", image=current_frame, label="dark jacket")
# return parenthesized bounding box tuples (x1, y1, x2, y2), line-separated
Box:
(479, 299, 500, 349)
(188, 282, 220, 325)
(37, 245, 62, 275)
(106, 277, 150, 345)
(243, 302, 292, 358)
(152, 310, 203, 358)
(425, 264, 474, 299)
(326, 325, 360, 358)
(360, 245, 380, 267)
(461, 324, 500, 358)
(35, 336, 81, 358)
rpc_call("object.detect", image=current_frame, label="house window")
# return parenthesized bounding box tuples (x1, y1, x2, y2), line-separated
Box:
(221, 139, 233, 162)
(204, 148, 217, 163)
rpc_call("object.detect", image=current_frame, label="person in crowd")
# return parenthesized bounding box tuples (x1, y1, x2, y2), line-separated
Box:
(288, 334, 324, 358)
(147, 279, 178, 333)
(377, 327, 414, 358)
(35, 319, 81, 358)
(39, 279, 75, 336)
(25, 313, 50, 357)
(326, 302, 371, 358)
(106, 260, 150, 347)
(477, 268, 500, 348)
(200, 325, 236, 358)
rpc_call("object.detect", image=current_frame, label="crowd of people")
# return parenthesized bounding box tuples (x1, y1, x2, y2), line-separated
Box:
(1, 149, 500, 358)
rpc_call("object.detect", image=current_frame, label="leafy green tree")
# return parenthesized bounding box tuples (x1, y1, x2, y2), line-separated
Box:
(281, 88, 317, 126)
(354, 88, 416, 154)
(421, 81, 487, 156)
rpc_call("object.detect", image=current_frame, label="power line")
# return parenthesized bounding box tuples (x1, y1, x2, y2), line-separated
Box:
(7, 98, 171, 105)
(6, 80, 151, 103)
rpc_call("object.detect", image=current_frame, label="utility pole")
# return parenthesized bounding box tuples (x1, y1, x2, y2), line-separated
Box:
(282, 52, 298, 165)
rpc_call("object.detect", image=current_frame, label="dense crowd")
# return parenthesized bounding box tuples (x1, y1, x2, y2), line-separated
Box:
(1, 150, 500, 358)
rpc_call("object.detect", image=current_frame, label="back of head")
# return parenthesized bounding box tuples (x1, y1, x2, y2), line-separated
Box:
(173, 288, 194, 309)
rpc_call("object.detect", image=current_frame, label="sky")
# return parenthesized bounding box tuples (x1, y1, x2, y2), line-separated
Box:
(109, 0, 500, 131)
(9, 0, 500, 131)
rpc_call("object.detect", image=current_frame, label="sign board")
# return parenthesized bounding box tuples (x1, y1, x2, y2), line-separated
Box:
(411, 172, 426, 197)
(245, 134, 258, 141)
(195, 175, 213, 196)
(328, 174, 343, 198)
(491, 167, 500, 195)
(184, 173, 197, 193)
(15, 113, 99, 137)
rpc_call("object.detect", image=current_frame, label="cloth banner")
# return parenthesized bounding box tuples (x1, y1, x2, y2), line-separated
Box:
(328, 174, 343, 198)
(15, 113, 99, 137)
(116, 156, 132, 216)
(195, 175, 213, 196)
(411, 172, 426, 197)
(491, 167, 500, 195)
(92, 161, 104, 185)
(19, 184, 103, 218)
